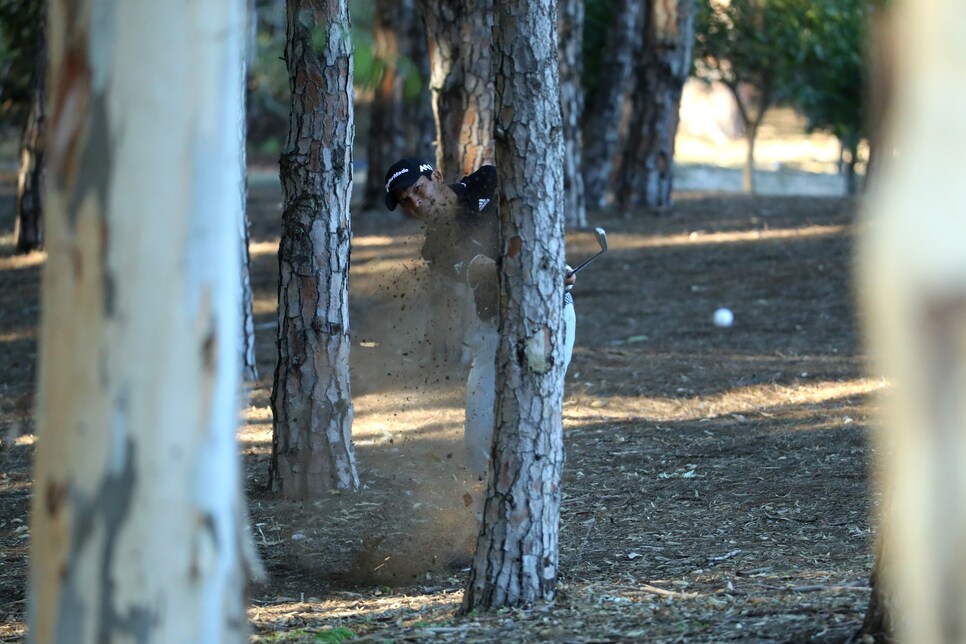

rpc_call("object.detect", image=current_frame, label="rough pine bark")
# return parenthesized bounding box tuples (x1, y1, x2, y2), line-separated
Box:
(462, 0, 566, 612)
(581, 0, 641, 211)
(615, 0, 695, 210)
(239, 209, 258, 381)
(15, 24, 46, 255)
(856, 1, 966, 639)
(558, 0, 586, 229)
(29, 1, 249, 641)
(271, 0, 360, 497)
(418, 0, 494, 177)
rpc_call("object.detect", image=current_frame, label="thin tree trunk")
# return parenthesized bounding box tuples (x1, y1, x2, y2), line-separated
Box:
(463, 0, 566, 612)
(743, 122, 757, 194)
(29, 1, 249, 641)
(419, 0, 494, 177)
(271, 0, 360, 497)
(240, 0, 258, 381)
(582, 0, 642, 211)
(615, 0, 695, 210)
(841, 132, 860, 196)
(558, 0, 586, 228)
(15, 19, 46, 255)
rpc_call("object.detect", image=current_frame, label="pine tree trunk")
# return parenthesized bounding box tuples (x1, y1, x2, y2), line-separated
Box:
(581, 0, 642, 211)
(463, 0, 566, 612)
(240, 3, 258, 381)
(364, 0, 430, 209)
(29, 1, 249, 641)
(419, 0, 495, 177)
(615, 0, 695, 210)
(271, 0, 360, 497)
(15, 23, 46, 255)
(558, 0, 586, 229)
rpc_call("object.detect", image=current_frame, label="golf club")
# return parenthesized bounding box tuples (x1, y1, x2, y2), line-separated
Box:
(569, 227, 608, 275)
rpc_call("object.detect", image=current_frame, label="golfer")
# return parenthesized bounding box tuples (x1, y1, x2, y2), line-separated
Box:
(384, 158, 576, 478)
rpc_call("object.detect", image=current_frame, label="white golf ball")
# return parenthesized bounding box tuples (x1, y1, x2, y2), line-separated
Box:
(713, 308, 734, 328)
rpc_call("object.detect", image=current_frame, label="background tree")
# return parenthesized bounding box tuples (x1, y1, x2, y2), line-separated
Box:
(271, 0, 360, 497)
(581, 0, 643, 211)
(3, 0, 46, 253)
(361, 0, 434, 210)
(418, 0, 495, 177)
(0, 0, 42, 130)
(614, 0, 695, 209)
(240, 0, 259, 381)
(14, 24, 44, 254)
(789, 0, 869, 195)
(558, 0, 587, 228)
(29, 0, 249, 640)
(463, 0, 566, 612)
(693, 0, 804, 193)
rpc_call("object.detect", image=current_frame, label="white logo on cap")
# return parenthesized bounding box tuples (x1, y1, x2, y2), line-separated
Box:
(385, 168, 409, 193)
(419, 164, 433, 173)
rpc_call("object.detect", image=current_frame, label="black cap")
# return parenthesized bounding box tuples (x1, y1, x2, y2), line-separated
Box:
(384, 158, 434, 210)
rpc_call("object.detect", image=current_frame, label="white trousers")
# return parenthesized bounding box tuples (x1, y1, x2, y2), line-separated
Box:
(464, 300, 576, 478)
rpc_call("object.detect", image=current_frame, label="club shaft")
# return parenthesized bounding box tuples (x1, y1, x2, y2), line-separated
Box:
(570, 250, 604, 275)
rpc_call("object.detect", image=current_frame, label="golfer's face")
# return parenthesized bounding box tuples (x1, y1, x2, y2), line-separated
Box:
(394, 176, 437, 220)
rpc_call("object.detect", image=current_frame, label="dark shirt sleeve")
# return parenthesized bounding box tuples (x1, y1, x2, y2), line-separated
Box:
(421, 165, 501, 320)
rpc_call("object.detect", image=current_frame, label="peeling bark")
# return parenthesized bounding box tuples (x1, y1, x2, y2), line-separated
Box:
(30, 1, 249, 641)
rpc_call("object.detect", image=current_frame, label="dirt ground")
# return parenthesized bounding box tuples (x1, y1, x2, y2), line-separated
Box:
(0, 149, 878, 641)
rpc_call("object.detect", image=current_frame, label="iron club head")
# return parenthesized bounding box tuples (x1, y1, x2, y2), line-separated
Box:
(570, 227, 609, 275)
(594, 227, 608, 252)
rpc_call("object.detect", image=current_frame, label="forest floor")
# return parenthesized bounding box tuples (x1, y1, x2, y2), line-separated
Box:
(0, 119, 880, 642)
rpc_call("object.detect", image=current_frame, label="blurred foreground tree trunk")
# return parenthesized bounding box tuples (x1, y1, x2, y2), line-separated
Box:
(271, 0, 360, 497)
(581, 0, 642, 211)
(15, 8, 46, 254)
(856, 0, 966, 640)
(363, 0, 433, 209)
(29, 1, 249, 641)
(614, 0, 694, 210)
(419, 0, 494, 177)
(463, 0, 566, 612)
(558, 0, 586, 228)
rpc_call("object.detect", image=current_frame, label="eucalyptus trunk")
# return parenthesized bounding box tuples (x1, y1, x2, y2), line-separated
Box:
(271, 0, 360, 497)
(463, 0, 566, 612)
(29, 1, 249, 641)
(856, 1, 966, 639)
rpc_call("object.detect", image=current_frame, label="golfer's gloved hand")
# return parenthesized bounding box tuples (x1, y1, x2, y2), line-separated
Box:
(564, 264, 576, 292)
